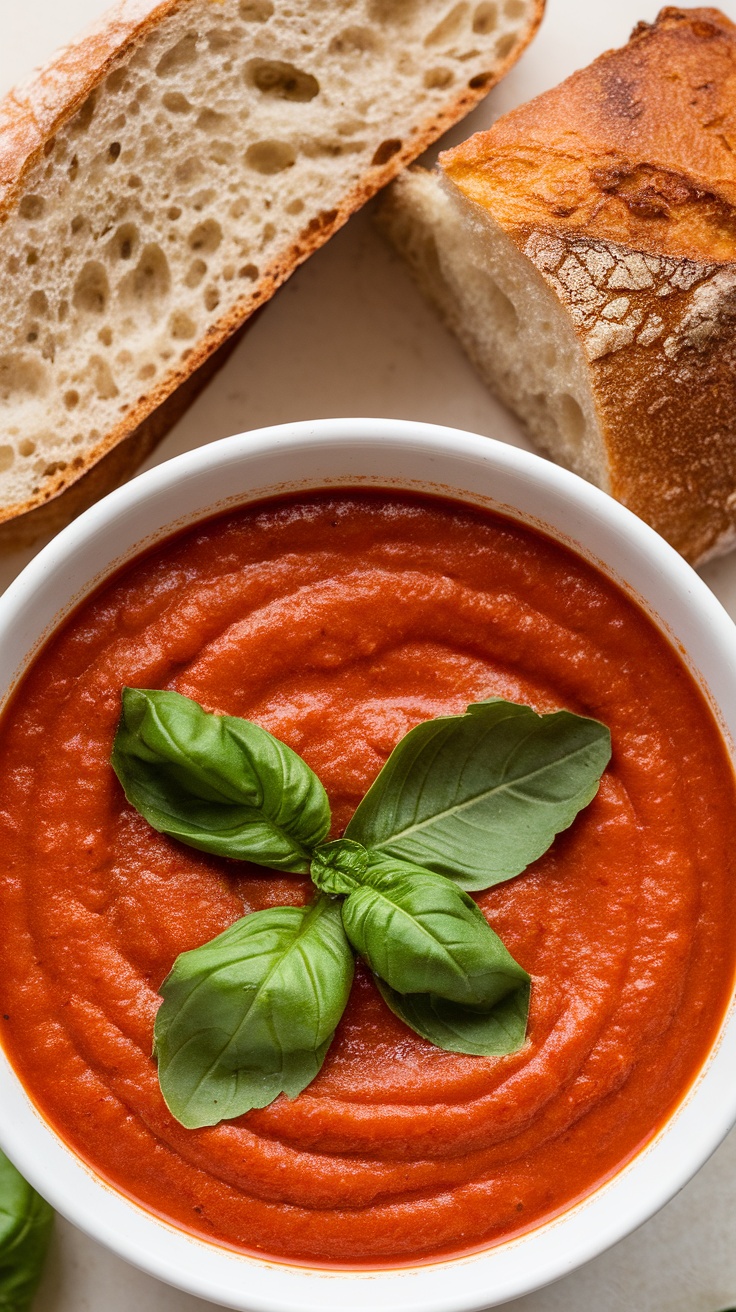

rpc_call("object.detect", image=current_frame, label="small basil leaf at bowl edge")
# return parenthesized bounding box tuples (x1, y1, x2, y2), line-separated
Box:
(339, 854, 529, 1009)
(376, 976, 530, 1057)
(112, 688, 331, 873)
(0, 1147, 54, 1312)
(153, 893, 354, 1129)
(345, 698, 611, 891)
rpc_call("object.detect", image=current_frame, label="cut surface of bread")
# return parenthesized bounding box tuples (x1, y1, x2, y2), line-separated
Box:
(0, 0, 543, 543)
(378, 6, 736, 565)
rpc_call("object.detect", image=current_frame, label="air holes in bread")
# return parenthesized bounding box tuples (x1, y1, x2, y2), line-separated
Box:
(0, 446, 15, 472)
(29, 291, 49, 317)
(196, 108, 229, 133)
(209, 141, 235, 165)
(329, 28, 382, 56)
(496, 32, 516, 58)
(106, 67, 128, 93)
(64, 390, 79, 410)
(73, 262, 109, 315)
(204, 286, 220, 311)
(156, 34, 199, 78)
(162, 92, 192, 113)
(90, 356, 119, 400)
(424, 67, 454, 88)
(239, 0, 274, 18)
(368, 0, 421, 23)
(372, 139, 402, 166)
(245, 140, 296, 173)
(505, 0, 525, 16)
(170, 311, 196, 340)
(70, 93, 97, 135)
(239, 264, 259, 280)
(207, 28, 239, 52)
(473, 2, 498, 33)
(246, 59, 319, 101)
(425, 4, 470, 46)
(109, 224, 139, 261)
(119, 244, 171, 307)
(0, 354, 47, 402)
(189, 219, 222, 254)
(19, 195, 45, 221)
(185, 259, 207, 288)
(175, 157, 204, 185)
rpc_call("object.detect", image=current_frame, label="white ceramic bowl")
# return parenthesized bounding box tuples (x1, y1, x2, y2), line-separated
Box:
(1, 418, 735, 1312)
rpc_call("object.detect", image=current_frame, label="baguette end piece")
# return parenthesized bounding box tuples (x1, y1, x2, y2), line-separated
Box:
(378, 8, 736, 566)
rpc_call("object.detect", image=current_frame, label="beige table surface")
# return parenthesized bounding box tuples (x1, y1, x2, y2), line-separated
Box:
(2, 1, 736, 1309)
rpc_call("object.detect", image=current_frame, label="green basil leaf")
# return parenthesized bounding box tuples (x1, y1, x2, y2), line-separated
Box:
(154, 894, 354, 1128)
(0, 1149, 53, 1312)
(345, 698, 611, 891)
(112, 688, 330, 873)
(339, 853, 529, 1007)
(376, 977, 530, 1056)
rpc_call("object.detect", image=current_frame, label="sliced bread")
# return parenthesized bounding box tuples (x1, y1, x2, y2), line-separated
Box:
(0, 0, 543, 544)
(377, 6, 736, 566)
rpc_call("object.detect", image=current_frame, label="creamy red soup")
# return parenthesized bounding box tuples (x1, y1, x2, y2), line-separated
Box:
(0, 491, 734, 1266)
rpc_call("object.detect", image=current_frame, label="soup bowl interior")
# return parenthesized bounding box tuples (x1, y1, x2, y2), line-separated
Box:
(0, 417, 735, 1312)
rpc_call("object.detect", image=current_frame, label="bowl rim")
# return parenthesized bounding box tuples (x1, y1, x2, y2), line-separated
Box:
(1, 416, 735, 1312)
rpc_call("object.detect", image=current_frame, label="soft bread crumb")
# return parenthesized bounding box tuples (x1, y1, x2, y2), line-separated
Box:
(377, 168, 609, 490)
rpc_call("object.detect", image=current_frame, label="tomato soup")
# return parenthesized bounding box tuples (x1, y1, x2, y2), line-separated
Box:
(0, 491, 734, 1266)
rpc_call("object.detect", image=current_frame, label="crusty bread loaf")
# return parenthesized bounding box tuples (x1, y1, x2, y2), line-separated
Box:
(0, 0, 544, 545)
(378, 6, 736, 566)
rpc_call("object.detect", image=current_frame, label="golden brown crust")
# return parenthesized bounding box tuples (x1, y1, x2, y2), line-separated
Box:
(442, 7, 736, 264)
(516, 225, 736, 560)
(437, 7, 736, 563)
(0, 0, 545, 537)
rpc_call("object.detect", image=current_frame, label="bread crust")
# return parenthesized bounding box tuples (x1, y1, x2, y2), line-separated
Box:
(438, 7, 736, 563)
(0, 0, 545, 537)
(443, 7, 736, 263)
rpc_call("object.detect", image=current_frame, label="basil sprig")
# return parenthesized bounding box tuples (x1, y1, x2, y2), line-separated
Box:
(0, 1149, 53, 1312)
(112, 690, 610, 1127)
